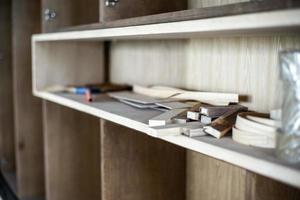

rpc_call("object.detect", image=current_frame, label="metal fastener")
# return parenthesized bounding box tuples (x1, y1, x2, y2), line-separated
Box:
(44, 8, 57, 21)
(105, 0, 119, 7)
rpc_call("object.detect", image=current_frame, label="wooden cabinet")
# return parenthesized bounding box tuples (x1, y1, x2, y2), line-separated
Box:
(42, 0, 187, 32)
(2, 1, 300, 200)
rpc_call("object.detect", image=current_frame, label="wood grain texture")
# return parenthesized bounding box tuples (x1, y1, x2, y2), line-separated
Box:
(41, 0, 99, 32)
(63, 0, 300, 32)
(12, 0, 44, 198)
(101, 119, 186, 200)
(100, 0, 187, 22)
(187, 150, 300, 200)
(43, 101, 101, 200)
(34, 41, 105, 91)
(0, 0, 15, 172)
(110, 35, 300, 113)
(245, 171, 300, 200)
(186, 150, 247, 200)
(110, 40, 187, 87)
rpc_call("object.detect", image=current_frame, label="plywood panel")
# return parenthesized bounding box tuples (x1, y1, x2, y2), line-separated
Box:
(101, 119, 186, 200)
(186, 150, 300, 200)
(0, 0, 15, 172)
(44, 101, 101, 200)
(12, 0, 44, 198)
(41, 0, 99, 32)
(110, 35, 300, 112)
(186, 150, 247, 200)
(110, 40, 187, 87)
(34, 41, 105, 91)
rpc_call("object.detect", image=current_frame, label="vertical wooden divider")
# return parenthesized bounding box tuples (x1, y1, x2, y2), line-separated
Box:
(12, 0, 45, 198)
(100, 119, 186, 200)
(43, 101, 101, 200)
(186, 150, 300, 200)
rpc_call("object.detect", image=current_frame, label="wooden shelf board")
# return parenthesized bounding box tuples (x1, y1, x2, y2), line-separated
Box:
(34, 91, 300, 189)
(32, 9, 300, 42)
(35, 91, 161, 136)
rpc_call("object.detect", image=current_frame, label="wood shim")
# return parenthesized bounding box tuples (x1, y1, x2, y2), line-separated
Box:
(133, 85, 239, 105)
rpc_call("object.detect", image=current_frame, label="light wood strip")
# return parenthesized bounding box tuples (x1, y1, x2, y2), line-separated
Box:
(189, 0, 249, 8)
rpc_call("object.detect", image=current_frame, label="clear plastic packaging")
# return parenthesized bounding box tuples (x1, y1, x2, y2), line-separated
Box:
(276, 50, 300, 163)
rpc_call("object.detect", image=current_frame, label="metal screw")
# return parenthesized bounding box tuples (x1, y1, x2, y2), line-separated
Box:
(45, 8, 57, 21)
(105, 0, 119, 7)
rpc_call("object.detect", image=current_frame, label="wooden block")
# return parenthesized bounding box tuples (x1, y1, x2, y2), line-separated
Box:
(0, 0, 15, 171)
(187, 111, 200, 120)
(149, 109, 186, 127)
(101, 119, 186, 200)
(44, 101, 101, 200)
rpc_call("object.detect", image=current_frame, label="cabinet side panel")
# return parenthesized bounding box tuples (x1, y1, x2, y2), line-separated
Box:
(12, 0, 44, 198)
(186, 150, 247, 200)
(101, 119, 186, 200)
(0, 0, 15, 171)
(43, 101, 101, 200)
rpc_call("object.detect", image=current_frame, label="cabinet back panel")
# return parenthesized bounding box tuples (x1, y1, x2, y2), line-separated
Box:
(34, 41, 105, 91)
(110, 35, 300, 112)
(41, 0, 99, 32)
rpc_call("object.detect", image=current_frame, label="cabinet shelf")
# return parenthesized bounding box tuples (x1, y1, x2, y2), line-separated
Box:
(34, 91, 300, 189)
(33, 9, 300, 42)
